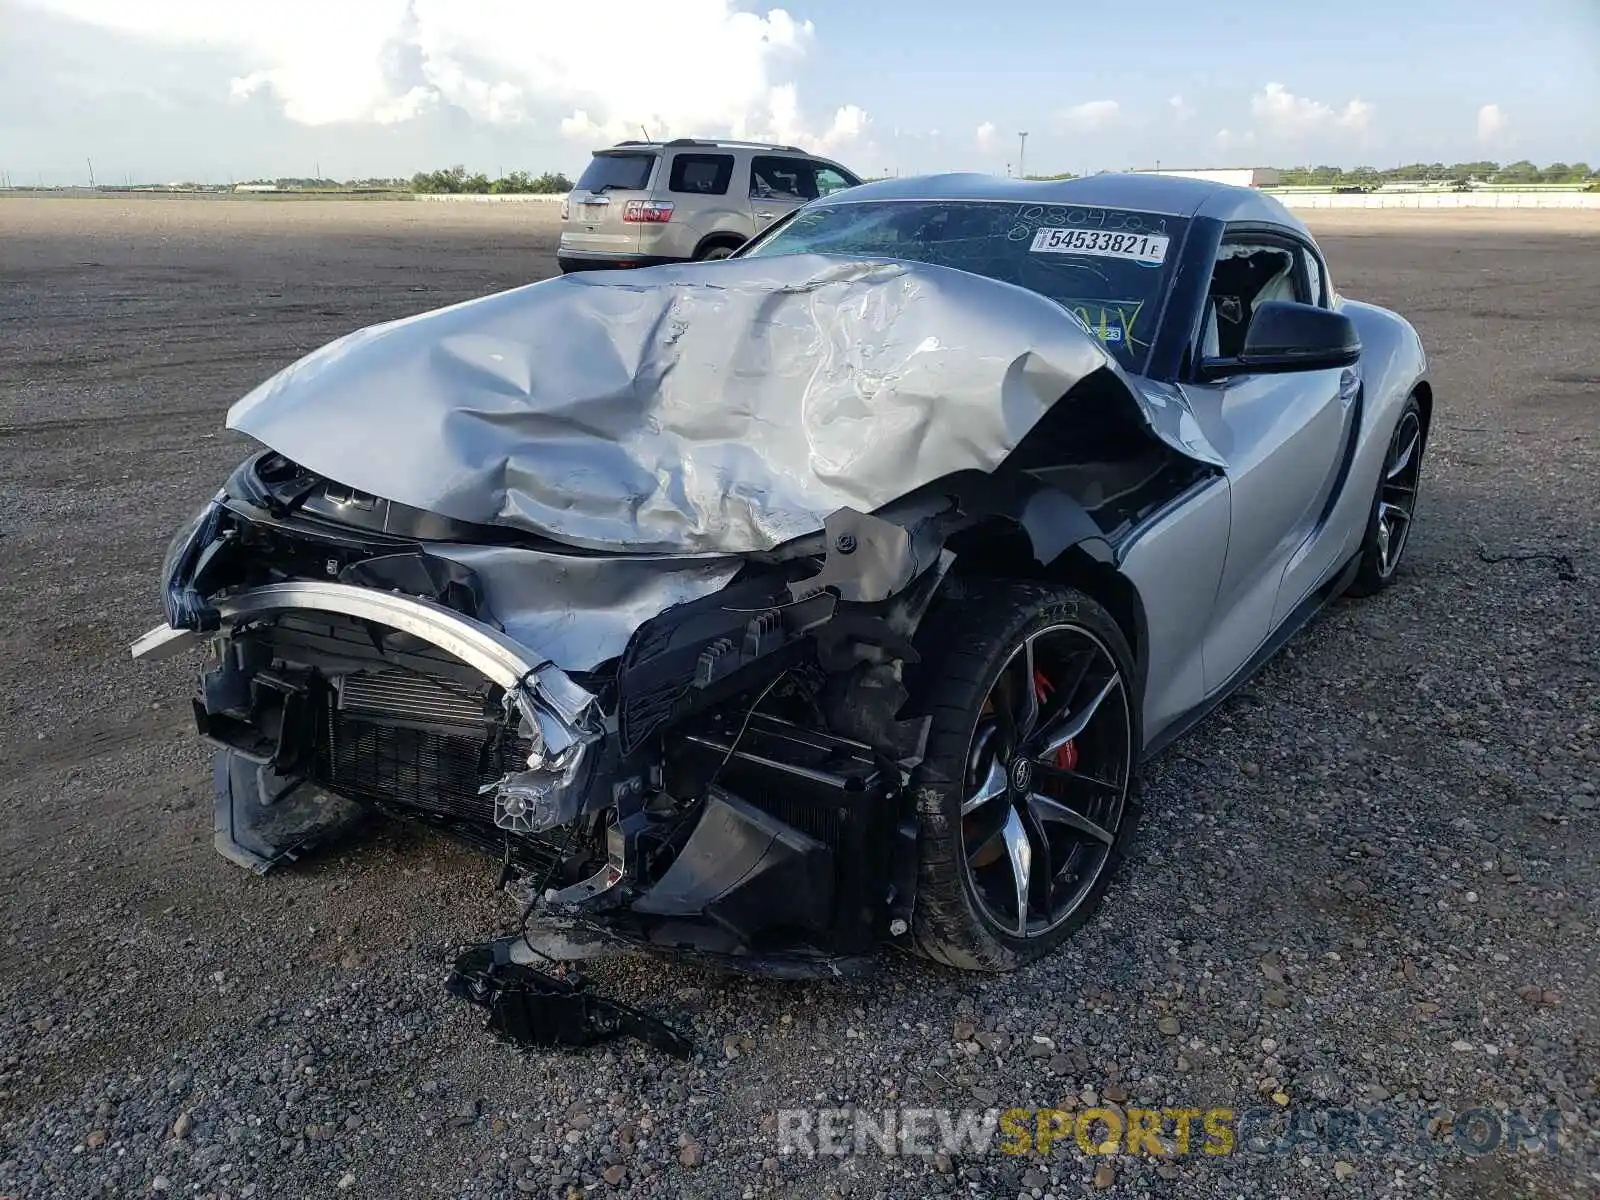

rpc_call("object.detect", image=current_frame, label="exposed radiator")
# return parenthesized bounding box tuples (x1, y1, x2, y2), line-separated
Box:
(337, 670, 487, 729)
(316, 713, 533, 825)
(316, 669, 523, 827)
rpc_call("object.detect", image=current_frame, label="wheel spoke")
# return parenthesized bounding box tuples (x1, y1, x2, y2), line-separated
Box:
(1028, 790, 1115, 847)
(1379, 501, 1411, 527)
(1035, 759, 1122, 794)
(1000, 808, 1033, 936)
(1387, 429, 1420, 480)
(1049, 648, 1095, 714)
(1008, 637, 1040, 743)
(1020, 802, 1055, 912)
(1032, 674, 1121, 759)
(962, 756, 1009, 815)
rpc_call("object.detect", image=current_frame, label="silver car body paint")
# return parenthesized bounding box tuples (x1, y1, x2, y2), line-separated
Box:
(1273, 298, 1428, 623)
(226, 252, 1220, 556)
(1117, 475, 1232, 738)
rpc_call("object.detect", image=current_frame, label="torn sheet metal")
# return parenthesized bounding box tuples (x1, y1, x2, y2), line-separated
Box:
(427, 545, 741, 672)
(1132, 379, 1227, 469)
(227, 253, 1212, 555)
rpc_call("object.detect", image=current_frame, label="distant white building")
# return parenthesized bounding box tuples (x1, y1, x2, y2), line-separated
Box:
(1133, 167, 1282, 189)
(234, 183, 280, 192)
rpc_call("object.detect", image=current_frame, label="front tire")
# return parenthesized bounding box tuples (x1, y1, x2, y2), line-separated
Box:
(905, 582, 1143, 972)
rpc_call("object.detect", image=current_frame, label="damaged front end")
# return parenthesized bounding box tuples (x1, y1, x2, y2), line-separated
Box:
(133, 252, 1219, 1019)
(134, 450, 945, 980)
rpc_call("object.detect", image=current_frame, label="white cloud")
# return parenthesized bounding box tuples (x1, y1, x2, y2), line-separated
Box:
(1477, 103, 1510, 145)
(1057, 100, 1120, 133)
(820, 104, 871, 151)
(1248, 82, 1374, 140)
(1168, 95, 1195, 123)
(723, 85, 870, 154)
(1215, 128, 1256, 152)
(18, 0, 864, 150)
(975, 121, 998, 152)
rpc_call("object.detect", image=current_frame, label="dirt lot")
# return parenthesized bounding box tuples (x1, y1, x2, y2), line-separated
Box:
(0, 197, 1596, 1200)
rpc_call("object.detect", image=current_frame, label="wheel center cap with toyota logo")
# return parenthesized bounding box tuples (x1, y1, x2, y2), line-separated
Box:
(1009, 757, 1034, 794)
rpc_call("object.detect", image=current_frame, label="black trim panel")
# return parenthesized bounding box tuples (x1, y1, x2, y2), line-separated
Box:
(557, 252, 681, 273)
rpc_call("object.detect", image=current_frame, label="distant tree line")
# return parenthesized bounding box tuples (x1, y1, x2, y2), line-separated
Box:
(237, 177, 409, 190)
(1274, 161, 1596, 188)
(212, 160, 1599, 195)
(408, 166, 574, 195)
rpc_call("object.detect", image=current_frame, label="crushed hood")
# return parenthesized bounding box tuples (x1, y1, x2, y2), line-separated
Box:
(228, 253, 1216, 554)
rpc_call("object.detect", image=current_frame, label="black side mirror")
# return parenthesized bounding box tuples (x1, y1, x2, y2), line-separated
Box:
(1202, 300, 1362, 379)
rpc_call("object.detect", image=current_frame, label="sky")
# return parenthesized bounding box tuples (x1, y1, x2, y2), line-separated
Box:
(1, 0, 1596, 185)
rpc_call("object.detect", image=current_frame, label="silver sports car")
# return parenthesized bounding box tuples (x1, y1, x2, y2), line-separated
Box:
(134, 172, 1429, 979)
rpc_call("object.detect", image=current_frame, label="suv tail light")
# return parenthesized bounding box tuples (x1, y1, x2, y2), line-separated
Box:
(623, 200, 674, 224)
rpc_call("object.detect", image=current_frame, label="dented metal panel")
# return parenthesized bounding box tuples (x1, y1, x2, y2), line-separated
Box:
(427, 545, 742, 672)
(227, 253, 1218, 555)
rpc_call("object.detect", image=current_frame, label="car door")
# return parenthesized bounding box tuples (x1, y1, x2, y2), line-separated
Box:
(1271, 239, 1366, 625)
(661, 150, 740, 256)
(748, 155, 820, 233)
(1180, 230, 1357, 694)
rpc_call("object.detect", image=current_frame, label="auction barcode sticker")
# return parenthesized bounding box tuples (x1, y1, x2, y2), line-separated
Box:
(1030, 228, 1169, 265)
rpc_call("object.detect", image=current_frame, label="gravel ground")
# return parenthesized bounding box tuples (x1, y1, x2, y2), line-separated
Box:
(0, 197, 1595, 1200)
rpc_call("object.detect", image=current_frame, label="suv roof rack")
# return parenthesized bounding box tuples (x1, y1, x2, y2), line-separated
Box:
(609, 137, 808, 153)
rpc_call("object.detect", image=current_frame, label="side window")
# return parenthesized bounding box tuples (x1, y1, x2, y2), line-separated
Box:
(1200, 241, 1307, 360)
(668, 153, 734, 196)
(1301, 246, 1326, 307)
(750, 156, 819, 202)
(813, 165, 856, 196)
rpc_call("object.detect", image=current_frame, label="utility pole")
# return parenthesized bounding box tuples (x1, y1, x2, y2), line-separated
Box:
(1018, 132, 1028, 180)
(87, 158, 95, 187)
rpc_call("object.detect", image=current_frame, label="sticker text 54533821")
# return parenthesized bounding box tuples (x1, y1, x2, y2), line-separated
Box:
(1030, 228, 1169, 266)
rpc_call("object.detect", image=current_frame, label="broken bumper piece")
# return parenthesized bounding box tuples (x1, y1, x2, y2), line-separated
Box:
(131, 581, 605, 869)
(446, 936, 693, 1059)
(130, 579, 600, 761)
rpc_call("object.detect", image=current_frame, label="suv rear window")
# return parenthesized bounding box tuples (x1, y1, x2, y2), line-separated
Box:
(668, 153, 734, 196)
(575, 152, 655, 193)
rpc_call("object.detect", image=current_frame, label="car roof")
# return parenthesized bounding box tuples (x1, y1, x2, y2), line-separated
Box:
(817, 171, 1307, 229)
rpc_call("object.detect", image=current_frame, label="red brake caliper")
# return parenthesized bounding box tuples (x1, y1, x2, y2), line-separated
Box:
(1033, 669, 1079, 771)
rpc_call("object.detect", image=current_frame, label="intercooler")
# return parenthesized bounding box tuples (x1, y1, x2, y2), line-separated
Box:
(311, 670, 531, 826)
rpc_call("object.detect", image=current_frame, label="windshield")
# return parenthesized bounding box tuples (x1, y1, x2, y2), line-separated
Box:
(575, 152, 656, 193)
(742, 199, 1188, 371)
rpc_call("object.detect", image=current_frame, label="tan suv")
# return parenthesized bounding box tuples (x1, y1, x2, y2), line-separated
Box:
(557, 138, 862, 273)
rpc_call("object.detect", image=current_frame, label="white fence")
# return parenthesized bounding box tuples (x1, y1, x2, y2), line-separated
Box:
(1274, 190, 1600, 210)
(411, 192, 565, 203)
